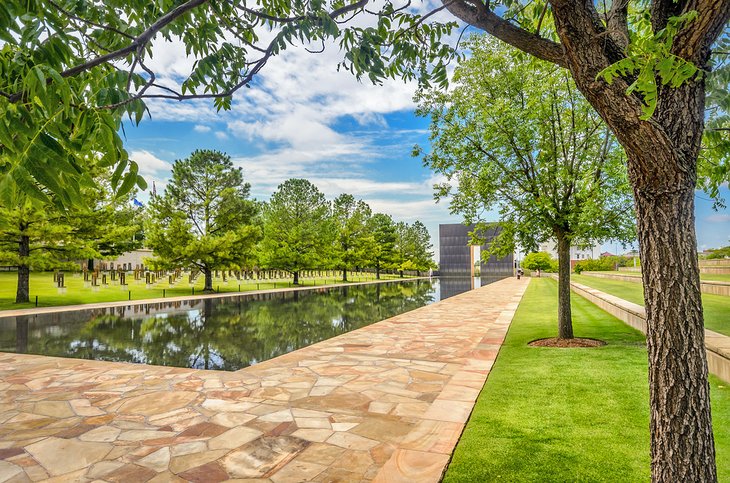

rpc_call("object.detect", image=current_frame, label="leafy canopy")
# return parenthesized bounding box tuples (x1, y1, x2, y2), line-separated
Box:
(332, 193, 372, 271)
(521, 252, 555, 272)
(261, 178, 333, 273)
(145, 150, 260, 275)
(0, 0, 457, 205)
(2, 0, 728, 206)
(417, 36, 636, 256)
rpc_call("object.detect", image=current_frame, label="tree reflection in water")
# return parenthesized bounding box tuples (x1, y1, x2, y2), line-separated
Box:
(0, 280, 441, 370)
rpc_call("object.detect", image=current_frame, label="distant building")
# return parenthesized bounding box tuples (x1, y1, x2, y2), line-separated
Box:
(439, 224, 514, 278)
(91, 248, 153, 271)
(537, 240, 601, 269)
(600, 251, 615, 258)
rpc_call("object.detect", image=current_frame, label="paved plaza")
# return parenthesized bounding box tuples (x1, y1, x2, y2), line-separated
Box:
(0, 278, 528, 482)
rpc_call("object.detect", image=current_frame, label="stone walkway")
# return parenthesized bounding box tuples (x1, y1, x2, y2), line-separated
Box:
(0, 278, 528, 483)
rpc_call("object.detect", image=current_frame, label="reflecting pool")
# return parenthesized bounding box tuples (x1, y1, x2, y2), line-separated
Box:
(0, 277, 503, 370)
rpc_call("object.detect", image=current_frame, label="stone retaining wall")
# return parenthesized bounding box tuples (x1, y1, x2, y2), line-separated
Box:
(699, 259, 730, 267)
(567, 279, 730, 384)
(583, 271, 730, 297)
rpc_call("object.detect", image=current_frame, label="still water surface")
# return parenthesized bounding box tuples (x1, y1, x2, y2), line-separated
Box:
(0, 277, 499, 370)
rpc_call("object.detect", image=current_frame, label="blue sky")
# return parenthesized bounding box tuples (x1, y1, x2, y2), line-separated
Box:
(123, 32, 730, 260)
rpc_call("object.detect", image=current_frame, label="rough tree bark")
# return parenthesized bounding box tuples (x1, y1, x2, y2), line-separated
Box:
(635, 180, 715, 480)
(551, 5, 720, 480)
(15, 234, 30, 304)
(293, 271, 300, 285)
(555, 231, 574, 339)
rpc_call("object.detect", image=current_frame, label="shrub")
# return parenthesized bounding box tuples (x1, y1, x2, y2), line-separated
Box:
(522, 252, 556, 272)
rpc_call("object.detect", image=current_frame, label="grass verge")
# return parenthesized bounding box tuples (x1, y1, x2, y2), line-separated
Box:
(444, 278, 729, 482)
(573, 274, 730, 337)
(590, 270, 730, 283)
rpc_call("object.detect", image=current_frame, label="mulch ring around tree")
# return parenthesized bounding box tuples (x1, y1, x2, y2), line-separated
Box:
(528, 337, 607, 348)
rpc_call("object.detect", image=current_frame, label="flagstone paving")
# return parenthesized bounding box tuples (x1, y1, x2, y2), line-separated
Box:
(0, 278, 528, 482)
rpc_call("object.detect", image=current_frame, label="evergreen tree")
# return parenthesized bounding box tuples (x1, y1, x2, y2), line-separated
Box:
(408, 221, 435, 275)
(364, 213, 397, 279)
(0, 189, 93, 303)
(145, 150, 260, 292)
(261, 179, 332, 285)
(332, 194, 372, 282)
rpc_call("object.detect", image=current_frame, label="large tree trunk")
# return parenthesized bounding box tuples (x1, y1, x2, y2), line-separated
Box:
(555, 231, 573, 339)
(293, 271, 299, 285)
(546, 7, 717, 479)
(342, 267, 347, 282)
(203, 268, 213, 292)
(15, 235, 30, 304)
(87, 258, 94, 271)
(635, 178, 716, 481)
(376, 262, 380, 280)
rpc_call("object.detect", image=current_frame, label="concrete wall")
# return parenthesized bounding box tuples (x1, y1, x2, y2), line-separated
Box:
(583, 271, 730, 297)
(699, 259, 730, 267)
(566, 278, 730, 384)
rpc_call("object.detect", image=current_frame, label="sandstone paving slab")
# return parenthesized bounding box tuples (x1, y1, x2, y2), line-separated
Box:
(0, 277, 527, 482)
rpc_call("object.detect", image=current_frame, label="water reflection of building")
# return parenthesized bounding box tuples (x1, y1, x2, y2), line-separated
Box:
(439, 224, 514, 277)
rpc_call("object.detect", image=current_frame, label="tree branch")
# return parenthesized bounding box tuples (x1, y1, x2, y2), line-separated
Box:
(442, 0, 567, 67)
(673, 0, 730, 65)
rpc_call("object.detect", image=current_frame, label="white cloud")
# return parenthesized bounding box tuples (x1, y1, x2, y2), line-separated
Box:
(215, 131, 229, 140)
(193, 124, 211, 133)
(706, 214, 730, 223)
(129, 150, 172, 176)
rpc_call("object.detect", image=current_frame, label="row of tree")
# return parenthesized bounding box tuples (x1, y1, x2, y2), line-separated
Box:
(0, 150, 435, 302)
(146, 150, 435, 292)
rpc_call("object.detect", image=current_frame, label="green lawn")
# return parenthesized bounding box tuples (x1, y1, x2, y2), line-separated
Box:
(573, 274, 730, 337)
(444, 278, 729, 482)
(0, 271, 408, 311)
(590, 270, 730, 283)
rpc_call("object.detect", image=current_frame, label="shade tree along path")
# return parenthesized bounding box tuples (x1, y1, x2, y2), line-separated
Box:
(3, 1, 729, 479)
(417, 37, 635, 341)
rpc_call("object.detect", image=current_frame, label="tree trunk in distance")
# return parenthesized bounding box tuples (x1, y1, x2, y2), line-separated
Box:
(556, 232, 573, 339)
(342, 267, 347, 282)
(16, 316, 29, 353)
(87, 258, 94, 271)
(15, 235, 30, 304)
(636, 182, 716, 481)
(203, 268, 213, 292)
(376, 263, 380, 280)
(293, 271, 299, 285)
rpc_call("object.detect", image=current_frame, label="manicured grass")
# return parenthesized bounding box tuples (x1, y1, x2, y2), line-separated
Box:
(573, 274, 730, 337)
(591, 270, 730, 283)
(0, 271, 409, 311)
(444, 278, 730, 482)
